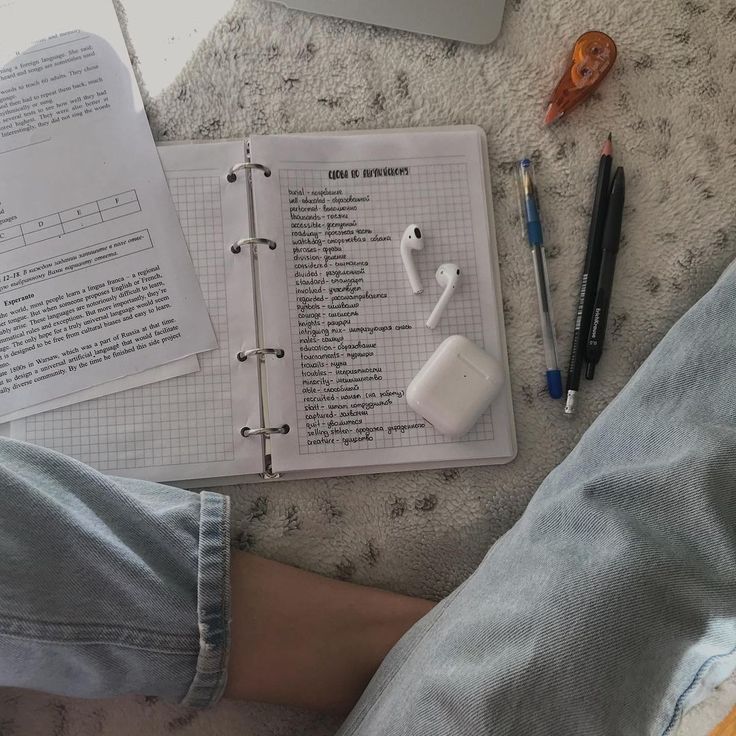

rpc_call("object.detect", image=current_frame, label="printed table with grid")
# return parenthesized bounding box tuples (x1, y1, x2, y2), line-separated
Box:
(0, 190, 142, 256)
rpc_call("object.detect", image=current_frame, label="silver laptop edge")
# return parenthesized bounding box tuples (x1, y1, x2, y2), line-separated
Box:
(269, 0, 506, 45)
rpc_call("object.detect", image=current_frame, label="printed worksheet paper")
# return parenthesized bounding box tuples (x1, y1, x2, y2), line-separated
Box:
(13, 141, 265, 482)
(0, 0, 216, 422)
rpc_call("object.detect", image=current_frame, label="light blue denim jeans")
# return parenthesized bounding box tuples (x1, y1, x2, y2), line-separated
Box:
(0, 447, 230, 708)
(1, 258, 736, 734)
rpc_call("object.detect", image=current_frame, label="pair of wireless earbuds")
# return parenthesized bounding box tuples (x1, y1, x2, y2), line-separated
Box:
(400, 225, 461, 329)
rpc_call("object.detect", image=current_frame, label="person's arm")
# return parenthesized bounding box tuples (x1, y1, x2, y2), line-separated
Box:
(226, 553, 434, 713)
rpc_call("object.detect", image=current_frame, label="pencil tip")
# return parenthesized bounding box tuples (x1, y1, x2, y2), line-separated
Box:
(602, 135, 613, 157)
(608, 132, 612, 141)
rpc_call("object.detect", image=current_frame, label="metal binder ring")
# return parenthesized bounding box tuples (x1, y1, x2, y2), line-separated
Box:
(237, 347, 285, 362)
(226, 162, 272, 182)
(230, 237, 277, 254)
(240, 425, 290, 438)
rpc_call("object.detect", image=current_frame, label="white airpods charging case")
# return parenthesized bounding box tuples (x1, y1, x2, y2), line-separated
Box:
(406, 335, 505, 437)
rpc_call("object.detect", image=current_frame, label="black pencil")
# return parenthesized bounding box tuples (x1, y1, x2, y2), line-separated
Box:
(585, 166, 626, 379)
(564, 134, 613, 415)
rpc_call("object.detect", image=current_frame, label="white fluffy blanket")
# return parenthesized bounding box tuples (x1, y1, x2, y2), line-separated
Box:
(2, 0, 735, 733)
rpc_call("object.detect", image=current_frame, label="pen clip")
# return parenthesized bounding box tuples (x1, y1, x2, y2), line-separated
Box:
(517, 158, 542, 246)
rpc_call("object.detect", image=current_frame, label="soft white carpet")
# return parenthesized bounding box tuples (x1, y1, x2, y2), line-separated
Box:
(2, 0, 736, 734)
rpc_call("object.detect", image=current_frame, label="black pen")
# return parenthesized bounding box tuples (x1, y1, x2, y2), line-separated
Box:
(564, 134, 613, 415)
(585, 166, 625, 379)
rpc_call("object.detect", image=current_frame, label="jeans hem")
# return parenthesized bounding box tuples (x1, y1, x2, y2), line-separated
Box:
(662, 642, 736, 735)
(180, 491, 231, 708)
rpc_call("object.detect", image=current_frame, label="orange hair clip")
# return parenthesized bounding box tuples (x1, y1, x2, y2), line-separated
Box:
(544, 31, 618, 126)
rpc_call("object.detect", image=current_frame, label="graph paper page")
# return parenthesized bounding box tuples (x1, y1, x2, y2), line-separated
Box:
(251, 128, 515, 474)
(13, 141, 265, 482)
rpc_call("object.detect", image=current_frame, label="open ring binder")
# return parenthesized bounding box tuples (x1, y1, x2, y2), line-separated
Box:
(230, 237, 277, 254)
(241, 425, 290, 438)
(226, 161, 271, 182)
(237, 347, 285, 362)
(225, 153, 289, 473)
(23, 130, 517, 485)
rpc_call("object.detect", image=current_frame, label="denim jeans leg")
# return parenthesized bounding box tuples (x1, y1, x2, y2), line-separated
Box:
(0, 439, 230, 707)
(340, 260, 736, 736)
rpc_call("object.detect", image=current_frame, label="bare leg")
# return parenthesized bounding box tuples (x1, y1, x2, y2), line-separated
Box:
(226, 553, 434, 713)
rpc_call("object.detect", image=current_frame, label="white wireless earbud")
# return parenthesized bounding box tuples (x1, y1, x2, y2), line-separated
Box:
(426, 263, 461, 329)
(400, 225, 425, 294)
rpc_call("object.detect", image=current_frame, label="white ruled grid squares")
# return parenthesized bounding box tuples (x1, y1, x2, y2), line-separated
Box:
(281, 161, 495, 455)
(23, 175, 235, 470)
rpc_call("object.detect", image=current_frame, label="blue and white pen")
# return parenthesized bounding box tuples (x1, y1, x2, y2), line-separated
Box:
(517, 158, 563, 400)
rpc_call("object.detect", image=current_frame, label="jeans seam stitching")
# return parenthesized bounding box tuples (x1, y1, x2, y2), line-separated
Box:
(0, 615, 194, 644)
(661, 640, 736, 735)
(0, 630, 195, 654)
(0, 612, 195, 652)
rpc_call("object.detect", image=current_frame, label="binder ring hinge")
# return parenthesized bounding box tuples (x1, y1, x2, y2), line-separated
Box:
(237, 347, 285, 362)
(241, 424, 290, 438)
(230, 238, 277, 254)
(227, 162, 271, 182)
